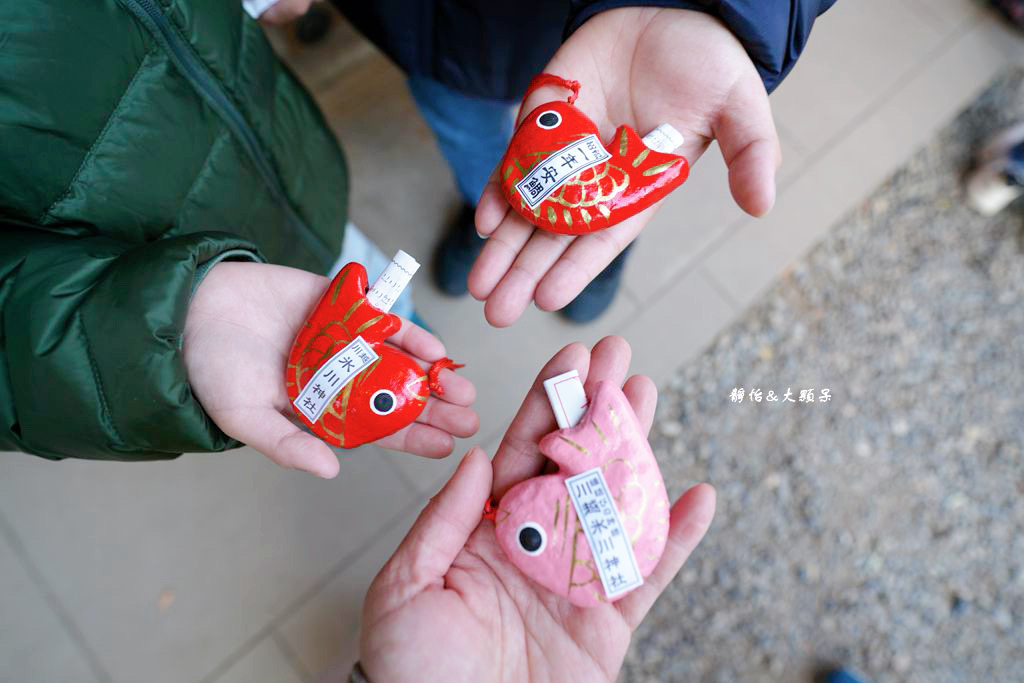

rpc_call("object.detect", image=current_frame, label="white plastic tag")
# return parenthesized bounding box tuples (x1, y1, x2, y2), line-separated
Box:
(641, 123, 685, 153)
(293, 336, 378, 423)
(366, 250, 419, 313)
(565, 468, 644, 599)
(242, 0, 280, 19)
(515, 134, 611, 209)
(543, 370, 588, 430)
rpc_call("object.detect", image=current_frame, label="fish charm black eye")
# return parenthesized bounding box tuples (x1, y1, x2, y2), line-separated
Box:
(536, 110, 561, 130)
(370, 389, 396, 415)
(517, 522, 547, 556)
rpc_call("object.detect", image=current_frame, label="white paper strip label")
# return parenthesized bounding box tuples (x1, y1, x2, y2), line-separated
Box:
(641, 123, 685, 153)
(366, 250, 419, 313)
(293, 336, 378, 423)
(565, 468, 644, 599)
(515, 134, 611, 209)
(543, 370, 588, 430)
(242, 0, 280, 19)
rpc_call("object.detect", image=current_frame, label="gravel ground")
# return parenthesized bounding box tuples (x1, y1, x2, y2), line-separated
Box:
(623, 69, 1024, 682)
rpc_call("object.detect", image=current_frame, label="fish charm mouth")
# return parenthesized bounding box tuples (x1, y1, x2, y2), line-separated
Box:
(499, 73, 690, 235)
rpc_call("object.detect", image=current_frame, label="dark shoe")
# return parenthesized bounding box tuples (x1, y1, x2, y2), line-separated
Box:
(822, 669, 868, 683)
(991, 0, 1024, 30)
(559, 243, 633, 324)
(433, 204, 485, 296)
(295, 3, 332, 44)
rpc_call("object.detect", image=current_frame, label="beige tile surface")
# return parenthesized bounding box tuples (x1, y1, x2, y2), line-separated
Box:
(381, 433, 503, 500)
(0, 520, 103, 683)
(277, 506, 419, 679)
(212, 636, 305, 683)
(704, 13, 1023, 309)
(0, 447, 411, 683)
(902, 0, 986, 32)
(771, 0, 944, 155)
(615, 268, 739, 384)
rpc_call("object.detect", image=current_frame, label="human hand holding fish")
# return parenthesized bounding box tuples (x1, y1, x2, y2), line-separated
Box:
(183, 261, 479, 479)
(359, 336, 715, 682)
(470, 7, 782, 327)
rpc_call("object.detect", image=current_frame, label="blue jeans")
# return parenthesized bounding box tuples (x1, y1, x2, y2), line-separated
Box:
(407, 76, 519, 206)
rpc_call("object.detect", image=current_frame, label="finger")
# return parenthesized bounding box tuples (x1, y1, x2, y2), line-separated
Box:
(621, 374, 658, 436)
(429, 368, 476, 406)
(467, 214, 535, 301)
(389, 318, 446, 362)
(582, 335, 632, 395)
(491, 341, 591, 498)
(617, 483, 716, 629)
(713, 78, 781, 217)
(375, 421, 456, 459)
(534, 215, 645, 312)
(484, 230, 575, 327)
(475, 180, 510, 238)
(242, 409, 340, 479)
(406, 361, 476, 407)
(368, 448, 493, 613)
(416, 399, 480, 439)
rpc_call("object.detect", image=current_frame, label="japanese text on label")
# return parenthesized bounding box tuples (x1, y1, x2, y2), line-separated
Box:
(293, 337, 378, 423)
(515, 134, 612, 209)
(565, 467, 643, 599)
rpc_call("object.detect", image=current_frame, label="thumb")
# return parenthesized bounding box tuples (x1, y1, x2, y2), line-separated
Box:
(713, 77, 781, 217)
(369, 447, 492, 612)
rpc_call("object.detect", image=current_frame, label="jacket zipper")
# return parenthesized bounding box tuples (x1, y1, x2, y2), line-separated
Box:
(117, 0, 334, 266)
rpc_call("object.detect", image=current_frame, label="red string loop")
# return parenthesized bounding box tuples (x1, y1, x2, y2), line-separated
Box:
(481, 498, 498, 522)
(523, 73, 581, 105)
(428, 357, 465, 395)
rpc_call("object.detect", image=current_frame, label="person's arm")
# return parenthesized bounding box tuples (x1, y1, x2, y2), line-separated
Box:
(0, 224, 262, 461)
(566, 0, 839, 93)
(1, 224, 479, 476)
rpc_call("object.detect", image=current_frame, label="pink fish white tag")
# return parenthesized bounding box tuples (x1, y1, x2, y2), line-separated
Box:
(543, 370, 589, 430)
(549, 372, 643, 600)
(565, 468, 644, 598)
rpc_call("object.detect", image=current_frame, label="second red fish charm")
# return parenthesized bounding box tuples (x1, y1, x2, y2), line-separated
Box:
(500, 73, 690, 235)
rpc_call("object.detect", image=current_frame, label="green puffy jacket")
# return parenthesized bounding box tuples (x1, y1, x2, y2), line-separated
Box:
(0, 1, 349, 461)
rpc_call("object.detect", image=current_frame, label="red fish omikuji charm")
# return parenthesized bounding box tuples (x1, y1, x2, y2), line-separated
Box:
(285, 261, 460, 449)
(500, 73, 690, 235)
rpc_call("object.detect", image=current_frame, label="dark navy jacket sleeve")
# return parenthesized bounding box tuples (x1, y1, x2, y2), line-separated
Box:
(566, 1, 838, 92)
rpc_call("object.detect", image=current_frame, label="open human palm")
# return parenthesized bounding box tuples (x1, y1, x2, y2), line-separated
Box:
(360, 337, 715, 681)
(470, 7, 781, 327)
(183, 261, 478, 478)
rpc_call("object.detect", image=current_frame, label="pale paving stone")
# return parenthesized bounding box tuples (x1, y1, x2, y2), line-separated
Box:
(771, 0, 944, 155)
(212, 636, 305, 683)
(615, 268, 739, 389)
(0, 446, 412, 683)
(0, 520, 103, 683)
(704, 16, 1022, 309)
(278, 507, 419, 679)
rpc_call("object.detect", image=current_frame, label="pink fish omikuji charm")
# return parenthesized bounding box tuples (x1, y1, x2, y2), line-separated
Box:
(285, 262, 460, 449)
(492, 381, 671, 607)
(500, 73, 690, 235)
